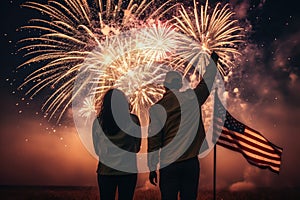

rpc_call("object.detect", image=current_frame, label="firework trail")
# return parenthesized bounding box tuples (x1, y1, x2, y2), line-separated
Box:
(114, 63, 169, 117)
(172, 0, 244, 78)
(76, 25, 179, 120)
(18, 0, 175, 122)
(18, 0, 243, 123)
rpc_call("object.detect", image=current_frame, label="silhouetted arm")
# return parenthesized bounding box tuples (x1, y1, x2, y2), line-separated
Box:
(194, 52, 219, 105)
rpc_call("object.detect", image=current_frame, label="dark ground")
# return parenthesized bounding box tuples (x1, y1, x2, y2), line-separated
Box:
(0, 186, 299, 200)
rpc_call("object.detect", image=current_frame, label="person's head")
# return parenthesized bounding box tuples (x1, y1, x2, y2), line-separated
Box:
(163, 71, 183, 90)
(99, 88, 129, 134)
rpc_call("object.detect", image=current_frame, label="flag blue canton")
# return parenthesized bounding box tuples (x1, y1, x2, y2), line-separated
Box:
(224, 112, 245, 133)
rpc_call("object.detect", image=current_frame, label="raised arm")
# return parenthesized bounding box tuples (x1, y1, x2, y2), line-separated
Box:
(194, 52, 219, 105)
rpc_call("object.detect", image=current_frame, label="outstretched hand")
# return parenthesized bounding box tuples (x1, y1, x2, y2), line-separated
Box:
(149, 171, 158, 186)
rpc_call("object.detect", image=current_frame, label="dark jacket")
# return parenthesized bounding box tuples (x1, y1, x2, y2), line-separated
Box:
(93, 114, 141, 175)
(147, 59, 217, 171)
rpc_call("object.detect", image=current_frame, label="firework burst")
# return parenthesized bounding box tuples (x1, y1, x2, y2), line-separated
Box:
(77, 28, 176, 119)
(78, 95, 97, 123)
(172, 0, 244, 77)
(18, 0, 171, 122)
(17, 0, 243, 123)
(114, 63, 169, 117)
(138, 21, 179, 62)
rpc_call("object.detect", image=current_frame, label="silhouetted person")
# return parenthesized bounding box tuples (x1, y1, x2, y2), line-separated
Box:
(147, 52, 219, 200)
(93, 88, 141, 200)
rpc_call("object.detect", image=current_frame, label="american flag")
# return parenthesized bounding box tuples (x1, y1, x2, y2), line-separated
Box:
(213, 93, 283, 174)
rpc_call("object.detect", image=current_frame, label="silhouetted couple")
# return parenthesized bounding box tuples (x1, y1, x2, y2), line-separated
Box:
(92, 52, 218, 200)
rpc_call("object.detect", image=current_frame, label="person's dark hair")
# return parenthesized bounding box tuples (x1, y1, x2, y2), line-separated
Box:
(98, 88, 130, 135)
(163, 71, 183, 90)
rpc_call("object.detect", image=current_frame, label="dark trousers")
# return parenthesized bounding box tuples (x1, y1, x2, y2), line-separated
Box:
(97, 174, 137, 200)
(159, 157, 200, 200)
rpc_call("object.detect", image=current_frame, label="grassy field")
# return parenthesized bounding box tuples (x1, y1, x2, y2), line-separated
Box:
(0, 186, 299, 200)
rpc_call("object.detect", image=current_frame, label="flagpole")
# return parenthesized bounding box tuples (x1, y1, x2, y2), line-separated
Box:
(213, 144, 216, 200)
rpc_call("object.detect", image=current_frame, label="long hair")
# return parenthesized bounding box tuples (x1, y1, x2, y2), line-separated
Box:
(98, 88, 130, 135)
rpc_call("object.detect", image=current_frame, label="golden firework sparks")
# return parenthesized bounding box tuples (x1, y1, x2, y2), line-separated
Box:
(172, 0, 244, 77)
(17, 0, 243, 123)
(81, 30, 175, 119)
(18, 0, 171, 122)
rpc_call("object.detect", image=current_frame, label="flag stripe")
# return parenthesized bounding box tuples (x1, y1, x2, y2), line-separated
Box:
(243, 127, 273, 145)
(221, 128, 281, 159)
(216, 123, 283, 158)
(246, 157, 280, 173)
(217, 136, 281, 169)
(217, 140, 240, 152)
(215, 119, 279, 152)
(245, 128, 283, 154)
(222, 126, 277, 154)
(243, 149, 281, 167)
(244, 129, 278, 151)
(218, 132, 281, 165)
(244, 128, 283, 154)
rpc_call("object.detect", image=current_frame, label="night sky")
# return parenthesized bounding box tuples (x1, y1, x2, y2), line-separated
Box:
(1, 0, 300, 191)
